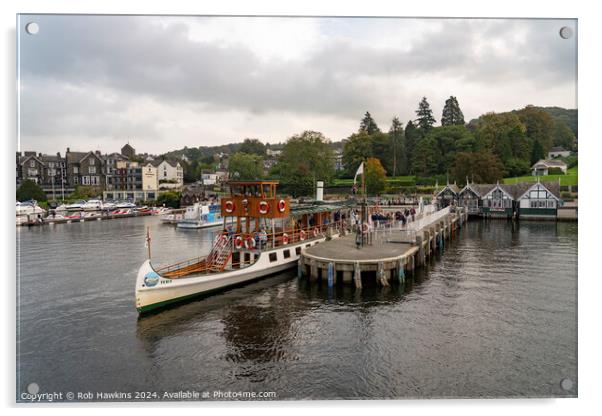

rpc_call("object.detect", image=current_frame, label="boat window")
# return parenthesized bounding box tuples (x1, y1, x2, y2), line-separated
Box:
(295, 247, 301, 255)
(269, 253, 278, 262)
(283, 250, 291, 259)
(306, 244, 311, 248)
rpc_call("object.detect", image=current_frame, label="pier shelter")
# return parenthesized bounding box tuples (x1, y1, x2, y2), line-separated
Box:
(516, 181, 560, 220)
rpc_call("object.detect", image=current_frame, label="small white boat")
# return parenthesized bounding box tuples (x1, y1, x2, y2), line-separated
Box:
(16, 201, 46, 225)
(65, 200, 86, 211)
(176, 203, 223, 229)
(160, 212, 183, 224)
(82, 199, 103, 211)
(103, 201, 117, 211)
(116, 201, 136, 209)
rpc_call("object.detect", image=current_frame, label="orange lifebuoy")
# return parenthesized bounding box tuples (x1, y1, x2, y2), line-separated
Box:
(258, 200, 270, 215)
(300, 230, 307, 241)
(362, 223, 369, 234)
(282, 233, 289, 244)
(234, 236, 244, 249)
(278, 199, 286, 213)
(225, 200, 235, 213)
(244, 236, 256, 249)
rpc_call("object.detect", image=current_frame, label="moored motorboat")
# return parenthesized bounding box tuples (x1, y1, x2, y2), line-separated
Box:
(135, 181, 350, 313)
(176, 203, 224, 229)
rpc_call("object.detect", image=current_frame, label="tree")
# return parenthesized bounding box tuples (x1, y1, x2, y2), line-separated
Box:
(516, 105, 555, 155)
(277, 131, 335, 197)
(370, 131, 394, 175)
(411, 136, 439, 176)
(156, 191, 181, 208)
(239, 138, 267, 156)
(441, 96, 465, 126)
(474, 112, 530, 164)
(415, 97, 436, 134)
(359, 111, 381, 134)
(552, 120, 576, 151)
(425, 125, 475, 174)
(17, 180, 47, 202)
(365, 157, 387, 195)
(404, 120, 419, 174)
(228, 152, 264, 180)
(451, 151, 505, 184)
(531, 140, 545, 165)
(342, 131, 373, 177)
(388, 117, 406, 176)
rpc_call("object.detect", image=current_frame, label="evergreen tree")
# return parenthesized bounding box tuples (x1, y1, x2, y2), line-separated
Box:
(531, 140, 545, 165)
(415, 97, 436, 134)
(388, 117, 405, 176)
(404, 120, 419, 174)
(441, 96, 465, 126)
(359, 111, 381, 135)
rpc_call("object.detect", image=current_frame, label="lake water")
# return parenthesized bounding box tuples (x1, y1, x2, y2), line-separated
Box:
(16, 216, 577, 400)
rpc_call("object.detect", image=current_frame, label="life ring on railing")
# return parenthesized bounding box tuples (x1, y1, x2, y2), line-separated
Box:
(300, 230, 307, 241)
(224, 200, 235, 213)
(258, 200, 270, 215)
(362, 223, 369, 234)
(313, 227, 319, 237)
(244, 236, 256, 249)
(234, 235, 244, 249)
(278, 199, 286, 213)
(282, 233, 289, 245)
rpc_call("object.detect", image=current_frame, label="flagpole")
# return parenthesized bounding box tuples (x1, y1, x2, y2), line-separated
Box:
(362, 159, 367, 246)
(146, 226, 152, 260)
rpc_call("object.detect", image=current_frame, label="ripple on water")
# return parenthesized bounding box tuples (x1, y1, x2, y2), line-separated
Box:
(17, 218, 577, 399)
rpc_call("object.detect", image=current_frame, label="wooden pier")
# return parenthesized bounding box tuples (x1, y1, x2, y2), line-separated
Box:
(299, 206, 468, 286)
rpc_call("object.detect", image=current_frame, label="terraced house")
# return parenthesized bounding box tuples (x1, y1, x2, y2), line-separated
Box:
(65, 148, 105, 187)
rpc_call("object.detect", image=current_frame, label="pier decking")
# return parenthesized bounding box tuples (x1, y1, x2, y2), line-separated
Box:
(299, 206, 468, 287)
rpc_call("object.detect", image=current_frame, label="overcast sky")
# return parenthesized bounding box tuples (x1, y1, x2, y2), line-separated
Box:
(18, 15, 577, 155)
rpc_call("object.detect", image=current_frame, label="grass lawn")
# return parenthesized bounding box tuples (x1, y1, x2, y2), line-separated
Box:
(332, 176, 415, 187)
(503, 166, 578, 186)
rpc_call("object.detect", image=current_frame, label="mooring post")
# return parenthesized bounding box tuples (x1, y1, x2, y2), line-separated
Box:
(310, 258, 318, 282)
(327, 262, 334, 288)
(297, 256, 304, 278)
(397, 258, 405, 284)
(354, 261, 362, 289)
(416, 235, 424, 266)
(377, 261, 388, 286)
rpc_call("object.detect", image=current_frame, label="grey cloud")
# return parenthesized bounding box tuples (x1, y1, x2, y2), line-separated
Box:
(18, 15, 576, 152)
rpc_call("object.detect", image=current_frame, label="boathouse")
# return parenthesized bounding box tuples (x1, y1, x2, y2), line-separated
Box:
(481, 183, 516, 218)
(516, 181, 561, 219)
(433, 183, 460, 209)
(457, 183, 494, 216)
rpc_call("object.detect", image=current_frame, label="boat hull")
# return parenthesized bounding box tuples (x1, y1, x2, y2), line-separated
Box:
(135, 237, 330, 313)
(176, 220, 222, 229)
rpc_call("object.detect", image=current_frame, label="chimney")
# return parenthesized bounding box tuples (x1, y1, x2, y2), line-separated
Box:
(66, 147, 70, 153)
(57, 152, 61, 158)
(316, 181, 324, 202)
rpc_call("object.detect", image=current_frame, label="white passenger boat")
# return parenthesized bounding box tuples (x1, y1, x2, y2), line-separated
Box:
(135, 180, 350, 313)
(176, 203, 224, 229)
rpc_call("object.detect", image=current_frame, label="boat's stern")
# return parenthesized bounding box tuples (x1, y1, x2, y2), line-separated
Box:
(135, 259, 161, 312)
